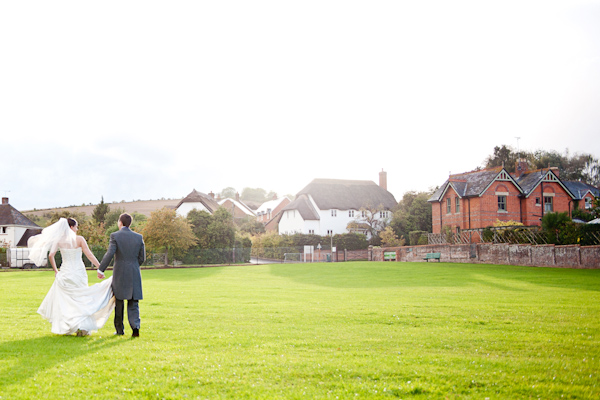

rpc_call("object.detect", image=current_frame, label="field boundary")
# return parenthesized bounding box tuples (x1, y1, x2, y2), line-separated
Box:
(375, 243, 600, 269)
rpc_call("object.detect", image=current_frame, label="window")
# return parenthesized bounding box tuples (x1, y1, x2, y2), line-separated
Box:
(361, 211, 367, 218)
(327, 230, 333, 236)
(585, 197, 592, 209)
(379, 211, 389, 218)
(455, 196, 460, 213)
(446, 198, 451, 214)
(0, 227, 6, 234)
(544, 196, 553, 212)
(349, 210, 355, 217)
(331, 210, 337, 217)
(308, 229, 314, 234)
(535, 197, 541, 206)
(498, 195, 507, 212)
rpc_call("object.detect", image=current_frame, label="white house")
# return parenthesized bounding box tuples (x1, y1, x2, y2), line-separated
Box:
(175, 189, 221, 217)
(0, 197, 41, 248)
(277, 172, 397, 237)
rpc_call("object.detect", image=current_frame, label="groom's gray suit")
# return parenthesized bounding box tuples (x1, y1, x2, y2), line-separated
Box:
(99, 226, 145, 335)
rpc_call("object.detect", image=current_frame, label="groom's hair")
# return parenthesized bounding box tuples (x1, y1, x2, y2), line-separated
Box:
(119, 213, 133, 227)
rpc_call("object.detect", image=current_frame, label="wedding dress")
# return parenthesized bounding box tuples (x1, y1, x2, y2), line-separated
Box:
(37, 247, 115, 335)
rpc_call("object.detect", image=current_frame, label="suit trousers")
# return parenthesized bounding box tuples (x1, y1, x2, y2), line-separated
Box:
(114, 299, 140, 333)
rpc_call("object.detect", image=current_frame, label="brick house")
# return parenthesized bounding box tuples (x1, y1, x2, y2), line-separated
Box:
(218, 193, 256, 220)
(256, 195, 291, 225)
(428, 161, 600, 235)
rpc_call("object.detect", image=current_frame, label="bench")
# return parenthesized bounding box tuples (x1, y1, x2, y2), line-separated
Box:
(383, 251, 396, 261)
(423, 252, 441, 262)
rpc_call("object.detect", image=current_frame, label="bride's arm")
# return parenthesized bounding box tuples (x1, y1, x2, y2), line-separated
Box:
(49, 251, 59, 275)
(78, 236, 101, 269)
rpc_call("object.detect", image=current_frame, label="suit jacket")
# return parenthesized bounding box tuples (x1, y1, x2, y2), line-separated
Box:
(99, 227, 145, 300)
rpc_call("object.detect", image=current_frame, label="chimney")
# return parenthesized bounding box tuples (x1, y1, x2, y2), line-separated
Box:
(235, 192, 240, 202)
(550, 166, 560, 178)
(209, 191, 215, 199)
(2, 197, 8, 205)
(514, 159, 529, 178)
(379, 169, 387, 191)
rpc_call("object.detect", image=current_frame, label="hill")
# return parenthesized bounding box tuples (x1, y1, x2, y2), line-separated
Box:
(22, 198, 182, 219)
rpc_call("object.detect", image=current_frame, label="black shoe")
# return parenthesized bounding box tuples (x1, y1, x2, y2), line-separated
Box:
(132, 329, 139, 337)
(114, 331, 124, 336)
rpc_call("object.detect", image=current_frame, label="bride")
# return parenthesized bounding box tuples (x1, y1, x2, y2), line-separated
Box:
(29, 217, 115, 336)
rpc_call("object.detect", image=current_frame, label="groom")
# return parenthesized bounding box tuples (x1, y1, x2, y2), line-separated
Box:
(98, 213, 146, 337)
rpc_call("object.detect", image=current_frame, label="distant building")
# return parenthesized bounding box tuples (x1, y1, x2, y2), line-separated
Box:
(219, 193, 256, 220)
(175, 190, 220, 217)
(277, 171, 397, 237)
(428, 160, 600, 236)
(256, 195, 291, 225)
(0, 197, 42, 247)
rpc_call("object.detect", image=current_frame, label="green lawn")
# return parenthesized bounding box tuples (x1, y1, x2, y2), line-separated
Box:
(1, 262, 599, 399)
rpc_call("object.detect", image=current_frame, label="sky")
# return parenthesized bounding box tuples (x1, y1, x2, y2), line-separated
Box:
(2, 1, 600, 211)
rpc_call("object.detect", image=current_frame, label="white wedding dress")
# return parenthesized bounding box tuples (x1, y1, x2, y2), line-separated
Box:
(37, 248, 115, 335)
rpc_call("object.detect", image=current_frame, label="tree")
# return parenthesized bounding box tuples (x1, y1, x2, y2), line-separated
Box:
(187, 209, 213, 248)
(483, 146, 600, 185)
(238, 217, 266, 235)
(541, 212, 573, 245)
(240, 187, 277, 203)
(48, 210, 87, 225)
(390, 191, 433, 245)
(208, 208, 236, 249)
(142, 208, 197, 266)
(91, 197, 110, 224)
(219, 187, 237, 199)
(187, 208, 236, 249)
(77, 220, 107, 249)
(379, 226, 405, 247)
(484, 145, 519, 171)
(348, 203, 390, 244)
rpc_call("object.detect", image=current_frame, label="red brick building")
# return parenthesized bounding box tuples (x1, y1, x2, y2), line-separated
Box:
(428, 161, 599, 235)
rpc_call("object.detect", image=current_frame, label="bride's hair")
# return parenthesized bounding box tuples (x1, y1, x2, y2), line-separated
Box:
(67, 218, 77, 228)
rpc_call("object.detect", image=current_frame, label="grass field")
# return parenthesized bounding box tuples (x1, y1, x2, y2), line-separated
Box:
(1, 262, 599, 399)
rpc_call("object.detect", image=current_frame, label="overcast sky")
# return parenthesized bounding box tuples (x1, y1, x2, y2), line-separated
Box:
(2, 1, 599, 211)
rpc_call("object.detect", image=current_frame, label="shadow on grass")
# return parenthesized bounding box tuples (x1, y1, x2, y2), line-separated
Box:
(0, 334, 125, 391)
(268, 262, 600, 291)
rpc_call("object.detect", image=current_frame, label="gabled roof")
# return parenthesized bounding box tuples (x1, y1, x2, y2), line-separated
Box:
(256, 197, 289, 215)
(295, 179, 397, 210)
(562, 181, 600, 200)
(429, 167, 519, 201)
(218, 198, 256, 216)
(515, 169, 575, 198)
(429, 165, 585, 202)
(17, 228, 42, 246)
(281, 194, 320, 220)
(0, 203, 40, 228)
(176, 189, 220, 213)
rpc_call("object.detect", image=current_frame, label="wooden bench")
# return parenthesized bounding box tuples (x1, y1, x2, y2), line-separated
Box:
(383, 251, 396, 261)
(423, 252, 441, 262)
